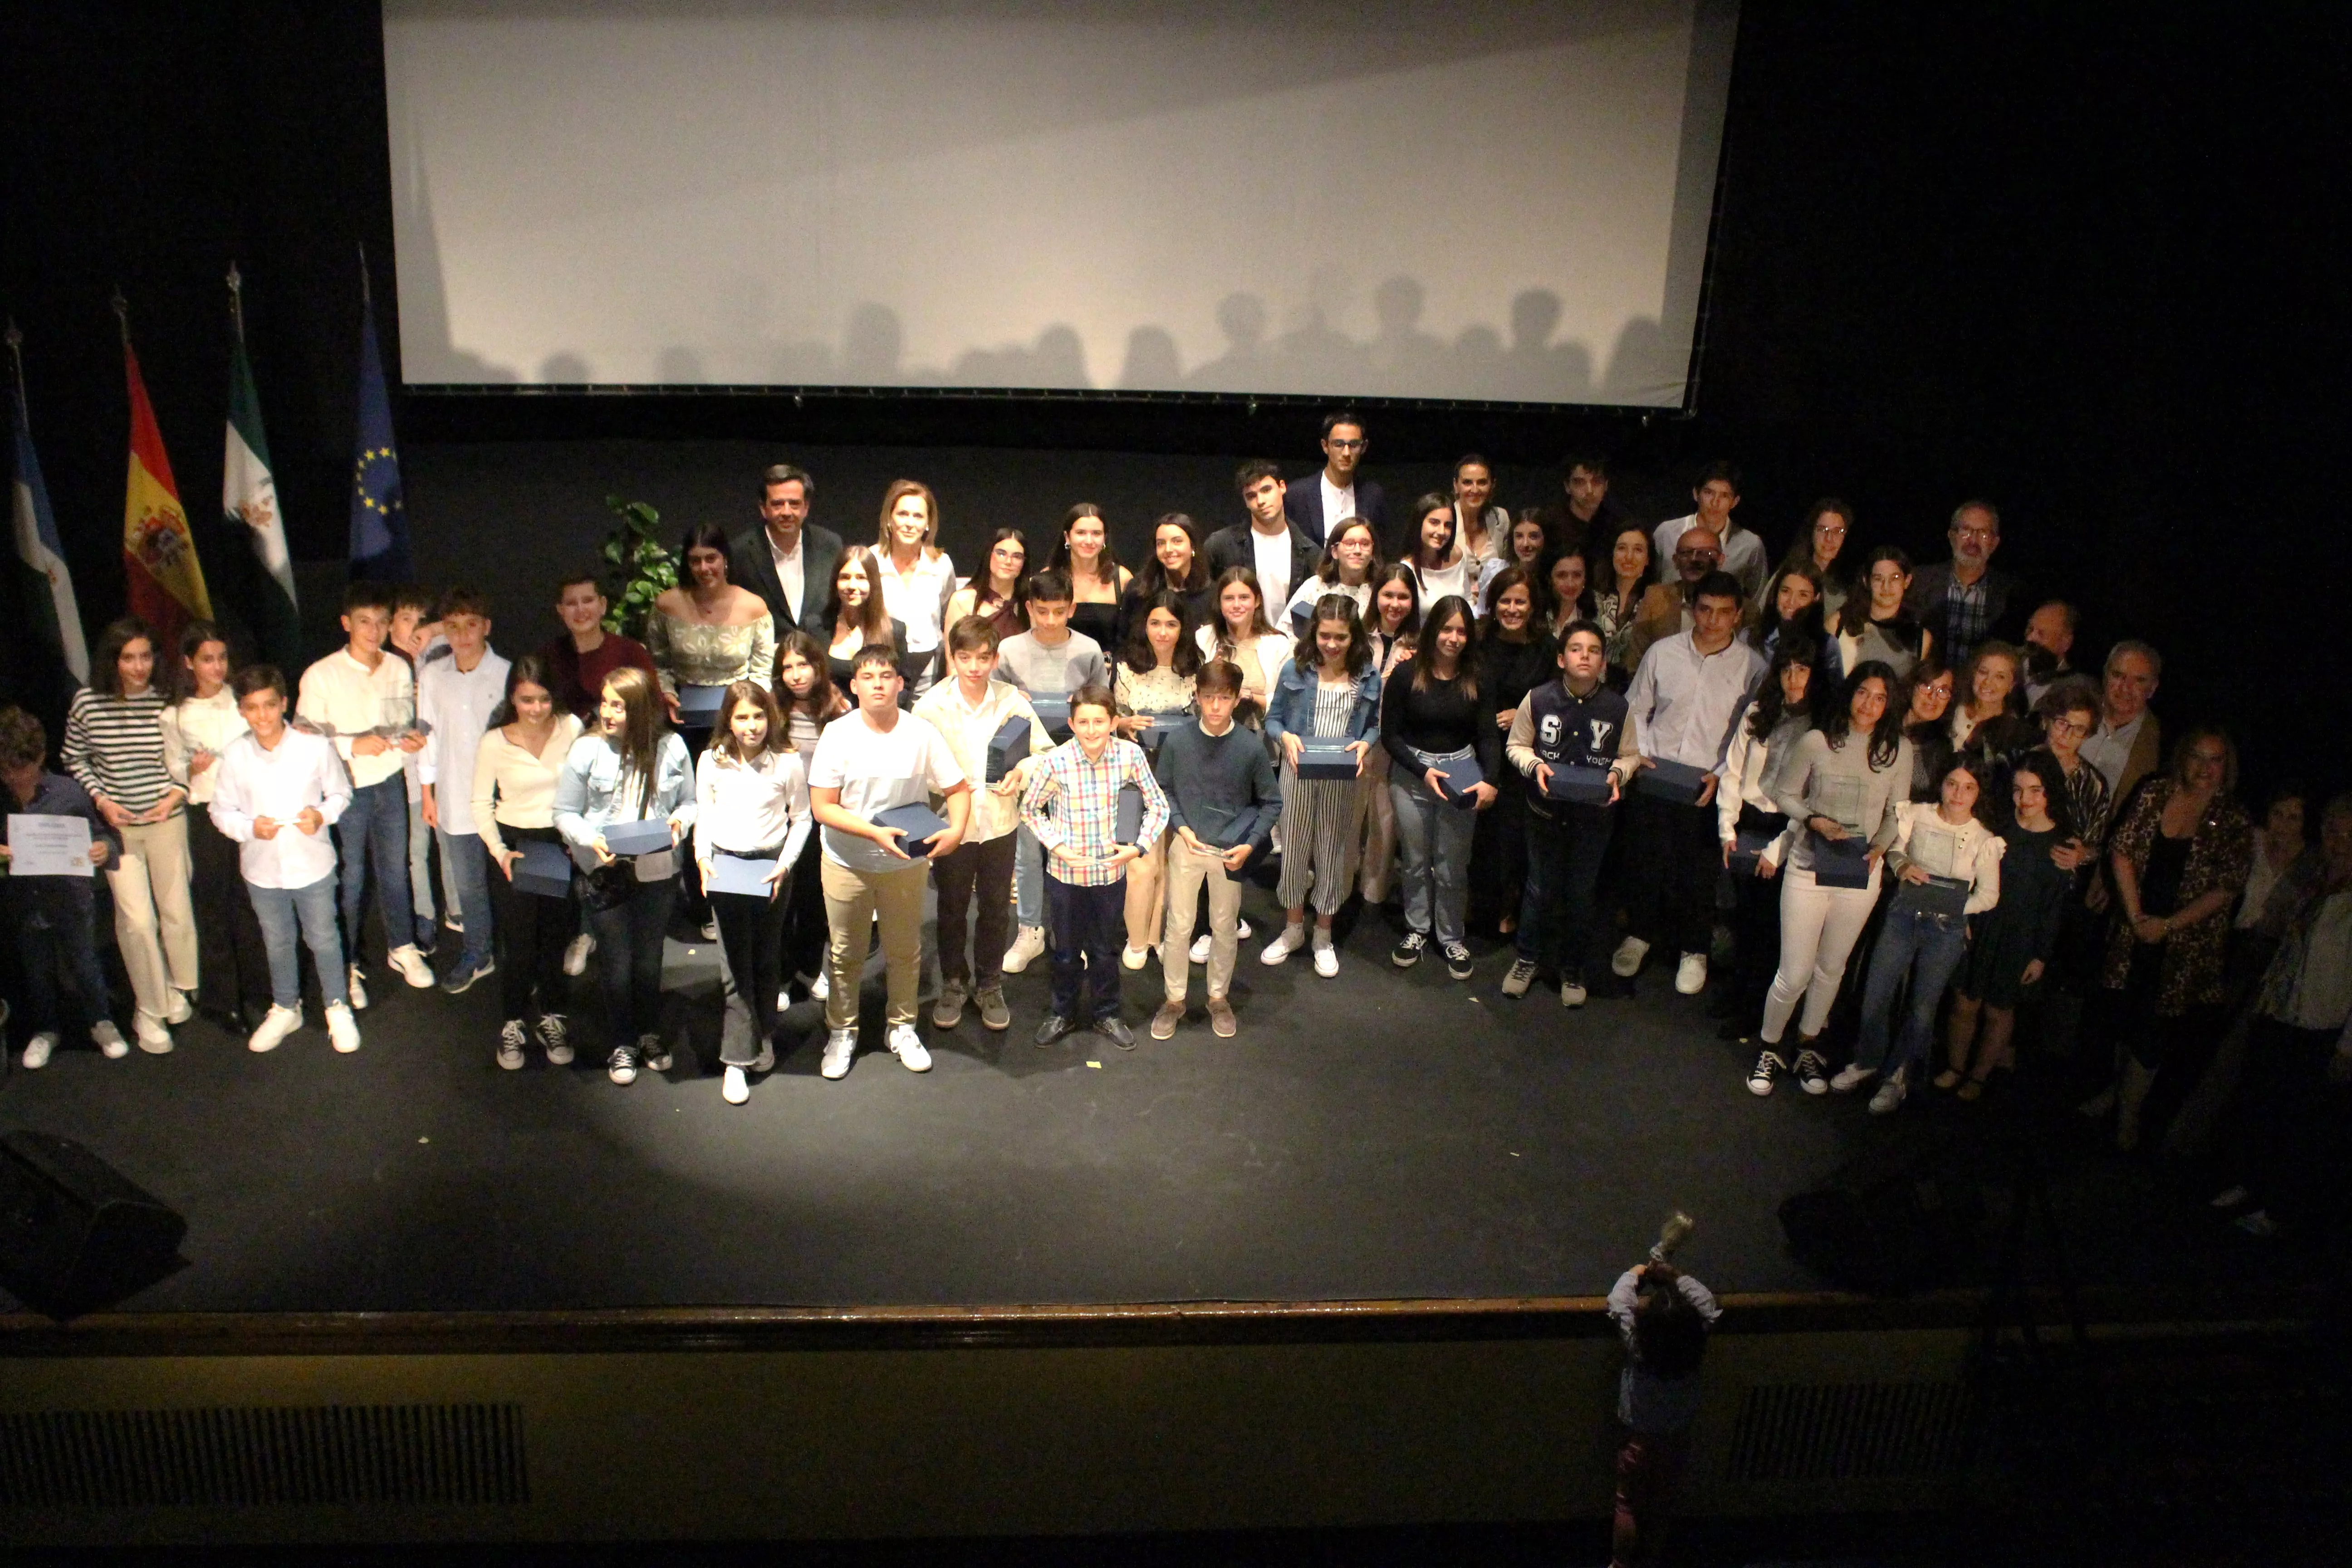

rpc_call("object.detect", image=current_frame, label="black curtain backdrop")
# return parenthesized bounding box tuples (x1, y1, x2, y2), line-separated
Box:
(4, 4, 2347, 788)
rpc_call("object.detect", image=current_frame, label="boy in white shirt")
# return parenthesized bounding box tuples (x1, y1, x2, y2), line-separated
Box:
(416, 588, 510, 994)
(298, 581, 433, 1000)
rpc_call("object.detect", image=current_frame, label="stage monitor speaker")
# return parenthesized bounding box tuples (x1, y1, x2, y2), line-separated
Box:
(0, 1130, 186, 1317)
(1778, 1129, 1983, 1295)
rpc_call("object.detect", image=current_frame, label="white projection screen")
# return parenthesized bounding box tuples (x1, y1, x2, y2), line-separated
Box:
(383, 0, 1738, 407)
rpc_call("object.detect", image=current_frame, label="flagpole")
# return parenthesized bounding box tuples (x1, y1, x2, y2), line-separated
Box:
(228, 262, 245, 345)
(5, 318, 24, 418)
(112, 286, 131, 348)
(358, 241, 371, 309)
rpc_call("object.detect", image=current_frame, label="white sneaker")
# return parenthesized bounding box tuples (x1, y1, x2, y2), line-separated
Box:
(132, 1011, 175, 1054)
(820, 1027, 857, 1079)
(1560, 978, 1588, 1008)
(247, 1004, 303, 1054)
(1868, 1067, 1909, 1116)
(1830, 1063, 1877, 1094)
(1003, 925, 1046, 974)
(1674, 952, 1708, 995)
(325, 1002, 362, 1054)
(1189, 931, 1213, 964)
(23, 1032, 58, 1069)
(164, 989, 194, 1025)
(1261, 924, 1306, 965)
(722, 1064, 750, 1104)
(1501, 957, 1539, 997)
(1312, 941, 1340, 979)
(1235, 918, 1253, 942)
(387, 944, 435, 989)
(563, 932, 595, 976)
(347, 965, 370, 1010)
(1121, 944, 1150, 970)
(752, 1039, 775, 1074)
(810, 966, 831, 1002)
(92, 1021, 129, 1059)
(1611, 936, 1650, 978)
(776, 988, 793, 1014)
(888, 1023, 932, 1073)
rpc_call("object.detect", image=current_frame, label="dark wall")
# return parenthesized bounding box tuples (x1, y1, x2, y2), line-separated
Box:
(6, 4, 2347, 787)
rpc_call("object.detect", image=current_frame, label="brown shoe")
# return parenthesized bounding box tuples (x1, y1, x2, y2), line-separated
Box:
(1206, 995, 1237, 1038)
(1151, 1001, 1184, 1040)
(975, 987, 1012, 1031)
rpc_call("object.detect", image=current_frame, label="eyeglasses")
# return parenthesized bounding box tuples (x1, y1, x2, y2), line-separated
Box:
(1675, 549, 1721, 563)
(1325, 438, 1366, 452)
(2046, 717, 2091, 738)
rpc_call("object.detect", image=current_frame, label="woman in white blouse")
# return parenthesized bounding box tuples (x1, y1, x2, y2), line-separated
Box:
(1450, 455, 1512, 562)
(872, 478, 957, 694)
(694, 681, 812, 1104)
(1196, 566, 1291, 720)
(1403, 492, 1474, 609)
(472, 654, 584, 1070)
(161, 620, 268, 1029)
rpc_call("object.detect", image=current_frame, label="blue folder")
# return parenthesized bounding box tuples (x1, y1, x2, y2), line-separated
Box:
(602, 817, 675, 858)
(874, 802, 951, 858)
(1295, 737, 1360, 780)
(987, 715, 1032, 782)
(1633, 758, 1710, 804)
(512, 838, 573, 899)
(1542, 763, 1615, 804)
(1726, 824, 1780, 876)
(1134, 710, 1188, 755)
(674, 683, 729, 724)
(1811, 830, 1874, 889)
(1434, 755, 1484, 810)
(1029, 696, 1072, 742)
(1115, 783, 1146, 844)
(707, 852, 781, 897)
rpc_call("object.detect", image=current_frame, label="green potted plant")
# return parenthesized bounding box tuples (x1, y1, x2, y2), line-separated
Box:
(600, 495, 676, 638)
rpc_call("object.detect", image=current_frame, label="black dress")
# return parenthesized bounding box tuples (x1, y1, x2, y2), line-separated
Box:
(1468, 633, 1556, 930)
(1068, 599, 1122, 660)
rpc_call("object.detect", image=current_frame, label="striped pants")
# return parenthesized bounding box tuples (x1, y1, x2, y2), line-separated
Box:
(1276, 766, 1365, 916)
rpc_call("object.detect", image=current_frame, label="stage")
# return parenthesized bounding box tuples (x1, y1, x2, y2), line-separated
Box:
(0, 885, 2298, 1319)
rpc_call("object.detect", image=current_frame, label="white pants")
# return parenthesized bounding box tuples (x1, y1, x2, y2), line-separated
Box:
(109, 813, 199, 1020)
(1760, 863, 1882, 1044)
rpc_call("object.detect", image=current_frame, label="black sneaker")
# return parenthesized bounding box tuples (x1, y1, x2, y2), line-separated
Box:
(1392, 930, 1429, 968)
(1746, 1049, 1786, 1096)
(639, 1032, 672, 1073)
(1094, 1016, 1137, 1051)
(1443, 941, 1475, 981)
(1793, 1049, 1830, 1095)
(607, 1043, 640, 1085)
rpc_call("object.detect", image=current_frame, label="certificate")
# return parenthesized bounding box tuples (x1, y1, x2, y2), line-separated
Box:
(7, 814, 96, 877)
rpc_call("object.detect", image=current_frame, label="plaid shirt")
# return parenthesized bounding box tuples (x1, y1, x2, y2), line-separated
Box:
(1943, 576, 1989, 662)
(1019, 736, 1170, 888)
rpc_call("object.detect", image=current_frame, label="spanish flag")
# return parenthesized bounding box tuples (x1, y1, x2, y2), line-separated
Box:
(122, 343, 211, 652)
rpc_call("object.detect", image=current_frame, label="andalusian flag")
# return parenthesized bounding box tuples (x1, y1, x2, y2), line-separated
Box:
(10, 363, 88, 686)
(224, 287, 301, 668)
(122, 342, 212, 654)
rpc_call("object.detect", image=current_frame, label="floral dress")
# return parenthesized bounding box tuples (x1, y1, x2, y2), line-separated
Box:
(2100, 779, 2253, 1014)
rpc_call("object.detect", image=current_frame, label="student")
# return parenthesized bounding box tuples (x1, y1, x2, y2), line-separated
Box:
(914, 616, 1050, 1034)
(994, 568, 1111, 973)
(207, 666, 360, 1055)
(552, 666, 696, 1087)
(417, 588, 510, 994)
(1744, 662, 1912, 1096)
(1745, 561, 1827, 664)
(1503, 622, 1635, 1006)
(1119, 513, 1212, 642)
(823, 546, 915, 691)
(1205, 460, 1318, 620)
(1470, 566, 1553, 936)
(808, 647, 971, 1078)
(472, 655, 583, 1071)
(1650, 460, 1769, 602)
(1402, 493, 1475, 608)
(1195, 566, 1291, 718)
(695, 681, 811, 1105)
(1899, 658, 1957, 803)
(945, 528, 1030, 643)
(390, 585, 453, 950)
(1832, 757, 2005, 1113)
(1022, 682, 1170, 1049)
(1111, 591, 1200, 967)
(538, 570, 658, 722)
(1356, 565, 1421, 906)
(62, 615, 195, 1051)
(871, 479, 957, 693)
(645, 524, 777, 715)
(1560, 452, 1627, 555)
(1, 706, 127, 1066)
(1606, 1257, 1720, 1568)
(160, 619, 268, 1030)
(1281, 517, 1380, 634)
(1380, 595, 1500, 980)
(299, 581, 433, 1002)
(1262, 596, 1382, 976)
(1938, 751, 2076, 1099)
(1618, 572, 1767, 996)
(1830, 546, 1934, 682)
(1152, 661, 1281, 1039)
(1477, 511, 1551, 612)
(1777, 498, 1858, 630)
(1282, 411, 1387, 548)
(1713, 635, 1817, 1026)
(774, 631, 852, 1001)
(1049, 502, 1132, 651)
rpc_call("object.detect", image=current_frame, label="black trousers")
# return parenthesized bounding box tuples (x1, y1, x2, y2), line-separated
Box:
(1630, 794, 1720, 958)
(186, 804, 270, 1022)
(487, 824, 569, 1021)
(779, 827, 828, 984)
(1728, 805, 1790, 1011)
(710, 885, 787, 1063)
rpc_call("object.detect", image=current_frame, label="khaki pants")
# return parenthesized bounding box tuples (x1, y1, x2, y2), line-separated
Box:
(1357, 746, 1397, 902)
(821, 858, 928, 1031)
(110, 813, 199, 1020)
(1161, 836, 1243, 1003)
(1122, 830, 1167, 952)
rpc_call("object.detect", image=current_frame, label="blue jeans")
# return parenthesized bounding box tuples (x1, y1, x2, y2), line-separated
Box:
(337, 774, 412, 960)
(248, 874, 350, 1011)
(1014, 823, 1044, 931)
(1388, 755, 1475, 945)
(435, 827, 493, 972)
(585, 874, 677, 1043)
(1853, 902, 1970, 1077)
(1518, 802, 1613, 979)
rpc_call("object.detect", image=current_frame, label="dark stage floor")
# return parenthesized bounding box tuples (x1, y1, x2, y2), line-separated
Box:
(0, 887, 2299, 1315)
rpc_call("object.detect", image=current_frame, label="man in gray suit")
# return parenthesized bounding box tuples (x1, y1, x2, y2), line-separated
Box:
(730, 463, 844, 642)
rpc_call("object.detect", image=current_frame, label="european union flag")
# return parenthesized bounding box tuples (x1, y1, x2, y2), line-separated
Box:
(348, 288, 410, 584)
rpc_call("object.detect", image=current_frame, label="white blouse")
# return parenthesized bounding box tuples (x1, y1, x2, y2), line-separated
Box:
(1194, 624, 1293, 703)
(693, 746, 812, 865)
(1410, 556, 1474, 610)
(161, 689, 249, 807)
(875, 548, 958, 654)
(470, 715, 583, 860)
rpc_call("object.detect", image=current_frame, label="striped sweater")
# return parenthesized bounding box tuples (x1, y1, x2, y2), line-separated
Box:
(62, 687, 180, 817)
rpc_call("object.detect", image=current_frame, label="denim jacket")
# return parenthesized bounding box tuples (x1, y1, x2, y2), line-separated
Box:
(553, 730, 696, 876)
(1261, 659, 1382, 748)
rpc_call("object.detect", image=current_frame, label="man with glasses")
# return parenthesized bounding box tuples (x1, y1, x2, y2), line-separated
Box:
(1283, 411, 1387, 549)
(1905, 500, 2025, 666)
(1651, 462, 1768, 602)
(2082, 641, 2164, 805)
(1625, 527, 1725, 667)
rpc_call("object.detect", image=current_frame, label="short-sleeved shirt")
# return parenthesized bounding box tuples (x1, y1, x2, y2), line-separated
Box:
(808, 707, 967, 873)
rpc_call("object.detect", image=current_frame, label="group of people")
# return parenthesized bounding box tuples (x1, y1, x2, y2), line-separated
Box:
(3, 417, 2344, 1237)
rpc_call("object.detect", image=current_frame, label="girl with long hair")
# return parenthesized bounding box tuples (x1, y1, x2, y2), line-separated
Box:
(774, 631, 850, 1001)
(160, 619, 269, 1029)
(1120, 512, 1211, 642)
(474, 653, 585, 1069)
(1049, 502, 1132, 651)
(1831, 545, 1933, 681)
(1262, 597, 1382, 975)
(872, 478, 956, 692)
(1404, 493, 1475, 608)
(945, 528, 1030, 642)
(1749, 559, 1828, 663)
(1714, 633, 1819, 1025)
(824, 546, 912, 691)
(1378, 595, 1498, 979)
(1195, 566, 1290, 716)
(1781, 498, 1857, 627)
(695, 681, 811, 1104)
(1357, 565, 1422, 904)
(1470, 567, 1552, 936)
(1283, 516, 1381, 632)
(1478, 510, 1551, 614)
(1949, 639, 2036, 778)
(1744, 661, 1913, 1097)
(552, 665, 695, 1087)
(1114, 592, 1200, 966)
(1899, 658, 1957, 803)
(645, 522, 777, 720)
(1539, 547, 1597, 642)
(1936, 750, 2077, 1099)
(1592, 522, 1657, 679)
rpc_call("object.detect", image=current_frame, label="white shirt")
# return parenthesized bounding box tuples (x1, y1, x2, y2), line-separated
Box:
(1251, 527, 1294, 613)
(2270, 888, 2352, 1035)
(768, 527, 806, 625)
(808, 706, 967, 873)
(875, 548, 957, 654)
(1411, 555, 1474, 609)
(207, 727, 352, 890)
(1318, 472, 1357, 540)
(913, 677, 1050, 844)
(295, 646, 414, 790)
(2081, 710, 2147, 799)
(693, 746, 811, 865)
(1651, 514, 1770, 602)
(417, 649, 511, 836)
(1284, 575, 1370, 633)
(160, 689, 248, 807)
(1627, 631, 1768, 775)
(470, 714, 583, 860)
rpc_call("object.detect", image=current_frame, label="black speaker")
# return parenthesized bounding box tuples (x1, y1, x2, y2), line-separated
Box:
(1778, 1129, 1983, 1294)
(0, 1131, 187, 1316)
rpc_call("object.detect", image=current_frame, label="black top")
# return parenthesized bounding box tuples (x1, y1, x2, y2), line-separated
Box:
(1068, 599, 1123, 655)
(1116, 580, 1213, 650)
(1474, 633, 1556, 730)
(1380, 663, 1503, 778)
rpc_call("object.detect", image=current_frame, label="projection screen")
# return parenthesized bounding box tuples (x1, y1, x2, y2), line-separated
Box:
(383, 0, 1737, 407)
